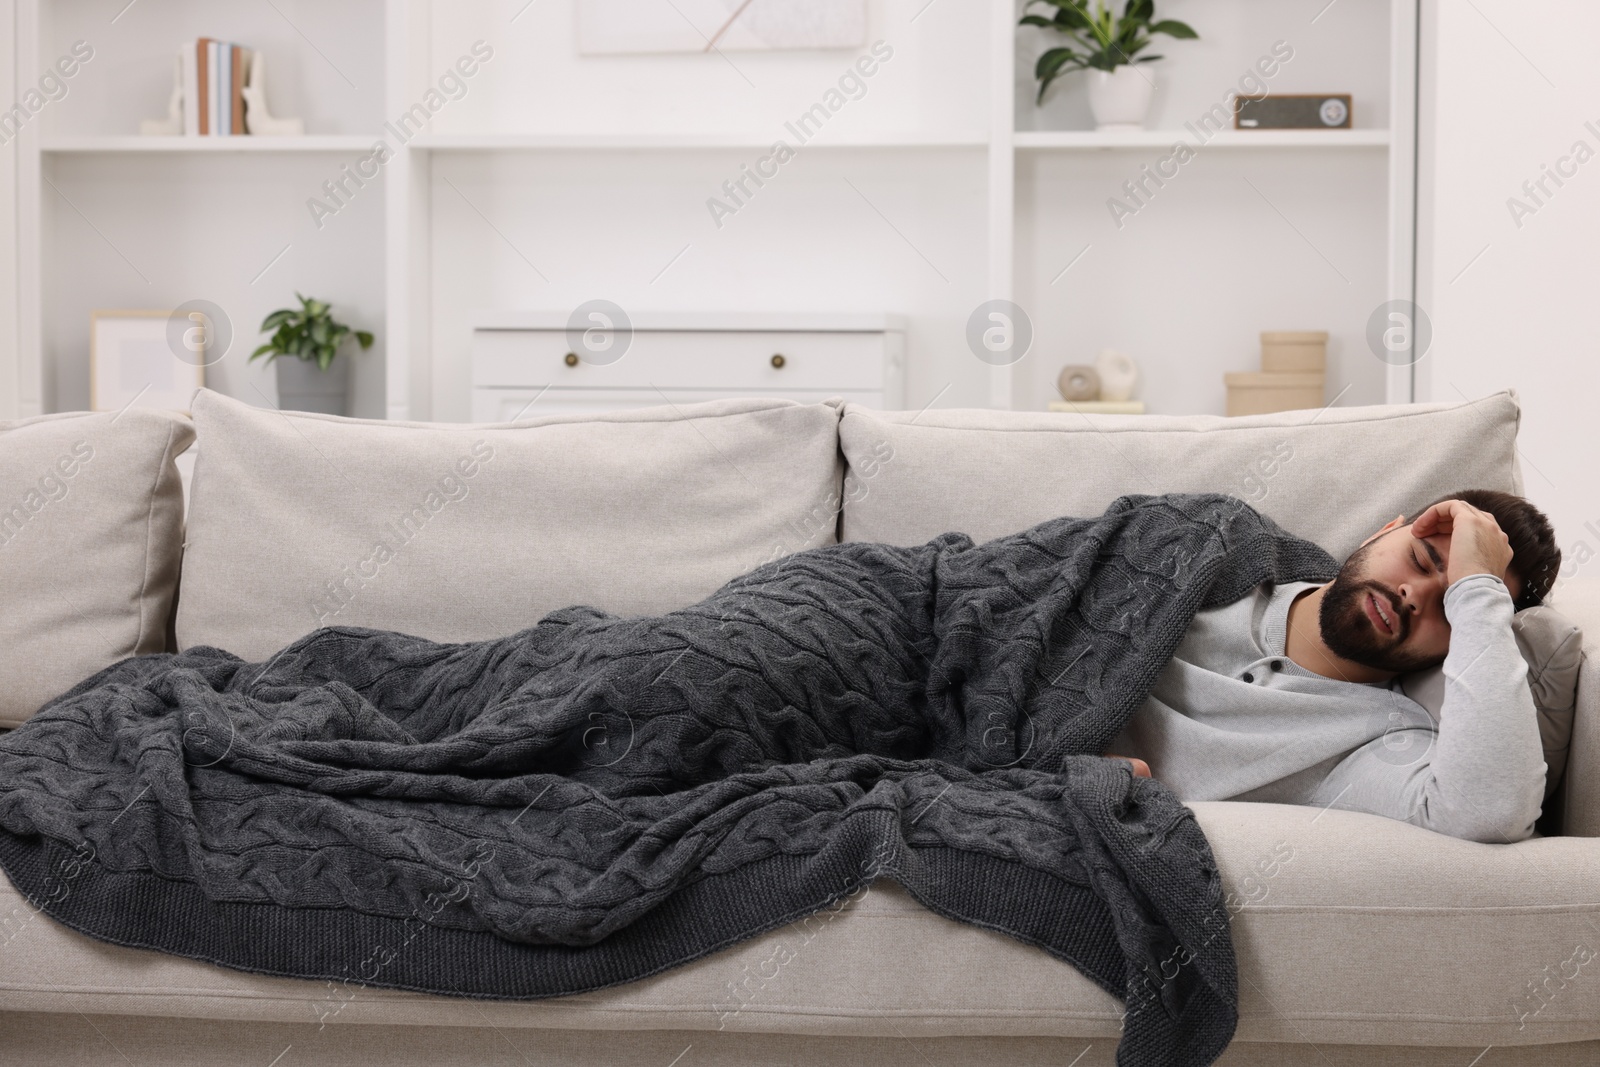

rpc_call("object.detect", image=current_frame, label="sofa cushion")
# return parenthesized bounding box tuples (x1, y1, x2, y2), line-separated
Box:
(1402, 604, 1583, 803)
(0, 408, 192, 727)
(837, 390, 1523, 563)
(2, 801, 1597, 1048)
(176, 390, 843, 659)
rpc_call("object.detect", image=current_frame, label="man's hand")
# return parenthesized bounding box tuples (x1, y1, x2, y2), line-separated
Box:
(1106, 754, 1151, 778)
(1409, 498, 1514, 588)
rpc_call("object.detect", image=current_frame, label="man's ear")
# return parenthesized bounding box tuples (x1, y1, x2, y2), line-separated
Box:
(1359, 513, 1407, 549)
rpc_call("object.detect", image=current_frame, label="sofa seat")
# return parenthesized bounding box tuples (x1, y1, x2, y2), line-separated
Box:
(4, 802, 1596, 1050)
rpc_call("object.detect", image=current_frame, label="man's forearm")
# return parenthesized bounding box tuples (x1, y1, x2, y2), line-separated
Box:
(1418, 573, 1546, 841)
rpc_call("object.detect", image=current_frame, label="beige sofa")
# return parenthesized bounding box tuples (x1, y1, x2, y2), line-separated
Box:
(2, 387, 1598, 1067)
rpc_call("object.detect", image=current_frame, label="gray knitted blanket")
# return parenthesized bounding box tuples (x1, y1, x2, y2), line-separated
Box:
(0, 492, 1338, 1067)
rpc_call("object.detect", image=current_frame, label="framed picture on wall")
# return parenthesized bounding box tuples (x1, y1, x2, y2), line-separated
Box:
(577, 0, 866, 54)
(90, 310, 205, 413)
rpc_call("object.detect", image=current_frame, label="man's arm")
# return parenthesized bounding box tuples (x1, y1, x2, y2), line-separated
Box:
(1307, 573, 1546, 842)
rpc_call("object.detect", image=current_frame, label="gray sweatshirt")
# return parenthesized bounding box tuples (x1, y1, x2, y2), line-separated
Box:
(1106, 573, 1546, 843)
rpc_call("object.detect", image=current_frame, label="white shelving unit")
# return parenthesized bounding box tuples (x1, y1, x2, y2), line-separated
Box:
(5, 0, 1417, 422)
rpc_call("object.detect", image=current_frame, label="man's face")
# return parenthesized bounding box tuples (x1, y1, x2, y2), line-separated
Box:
(1317, 522, 1498, 675)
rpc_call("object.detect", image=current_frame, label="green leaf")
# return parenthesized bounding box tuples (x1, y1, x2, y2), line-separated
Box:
(1035, 60, 1085, 100)
(1123, 0, 1153, 21)
(1036, 47, 1079, 80)
(1030, 45, 1081, 102)
(1149, 18, 1198, 38)
(1019, 14, 1056, 27)
(258, 293, 369, 364)
(1032, 0, 1092, 31)
(1054, 5, 1092, 31)
(1135, 53, 1163, 62)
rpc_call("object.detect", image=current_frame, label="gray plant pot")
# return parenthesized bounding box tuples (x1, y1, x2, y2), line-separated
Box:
(274, 355, 348, 416)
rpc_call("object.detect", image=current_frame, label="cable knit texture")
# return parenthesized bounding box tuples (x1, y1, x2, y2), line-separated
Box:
(0, 492, 1338, 1067)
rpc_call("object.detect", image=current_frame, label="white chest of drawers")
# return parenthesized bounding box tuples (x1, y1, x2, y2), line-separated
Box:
(469, 312, 906, 421)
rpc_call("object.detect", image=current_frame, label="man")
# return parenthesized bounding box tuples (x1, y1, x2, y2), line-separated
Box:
(1104, 490, 1562, 843)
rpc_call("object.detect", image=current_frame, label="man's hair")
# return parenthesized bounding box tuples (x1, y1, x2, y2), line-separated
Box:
(1413, 489, 1561, 611)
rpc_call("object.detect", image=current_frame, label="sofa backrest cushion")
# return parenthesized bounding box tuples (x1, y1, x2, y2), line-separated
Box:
(176, 390, 843, 660)
(837, 390, 1523, 562)
(0, 408, 193, 727)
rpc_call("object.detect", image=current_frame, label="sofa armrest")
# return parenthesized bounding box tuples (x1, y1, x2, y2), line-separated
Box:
(1186, 800, 1600, 1044)
(1551, 576, 1600, 836)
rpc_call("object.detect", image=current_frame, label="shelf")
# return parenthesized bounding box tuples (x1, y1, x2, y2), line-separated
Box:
(471, 310, 909, 332)
(410, 132, 989, 150)
(1014, 129, 1391, 150)
(40, 130, 1383, 154)
(42, 136, 377, 153)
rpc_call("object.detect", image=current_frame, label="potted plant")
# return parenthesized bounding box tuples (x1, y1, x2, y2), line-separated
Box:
(1021, 0, 1199, 130)
(249, 293, 374, 415)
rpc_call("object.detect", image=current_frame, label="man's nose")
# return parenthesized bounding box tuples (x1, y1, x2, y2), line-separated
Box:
(1398, 580, 1437, 617)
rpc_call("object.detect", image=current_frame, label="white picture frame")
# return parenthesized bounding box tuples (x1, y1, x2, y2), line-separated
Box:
(90, 310, 205, 413)
(576, 0, 866, 54)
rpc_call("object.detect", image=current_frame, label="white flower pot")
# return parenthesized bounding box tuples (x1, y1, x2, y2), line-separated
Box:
(274, 355, 348, 415)
(1087, 66, 1155, 131)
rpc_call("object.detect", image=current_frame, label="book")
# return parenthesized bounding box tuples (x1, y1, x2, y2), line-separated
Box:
(211, 39, 223, 135)
(182, 38, 253, 137)
(217, 40, 228, 135)
(197, 37, 211, 135)
(231, 45, 246, 135)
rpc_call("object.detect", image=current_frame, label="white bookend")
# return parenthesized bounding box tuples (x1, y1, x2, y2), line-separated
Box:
(181, 40, 198, 136)
(138, 50, 185, 135)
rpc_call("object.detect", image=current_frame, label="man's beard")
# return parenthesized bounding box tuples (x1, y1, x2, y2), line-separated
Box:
(1318, 542, 1443, 675)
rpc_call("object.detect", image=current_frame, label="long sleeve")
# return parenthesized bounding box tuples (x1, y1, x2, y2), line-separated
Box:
(1306, 573, 1546, 843)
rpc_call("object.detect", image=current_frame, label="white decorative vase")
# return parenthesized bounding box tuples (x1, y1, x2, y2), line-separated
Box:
(1087, 66, 1155, 131)
(274, 356, 348, 415)
(1095, 348, 1140, 401)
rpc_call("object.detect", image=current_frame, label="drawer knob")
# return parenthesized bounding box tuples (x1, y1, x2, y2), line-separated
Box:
(564, 352, 579, 367)
(770, 353, 786, 369)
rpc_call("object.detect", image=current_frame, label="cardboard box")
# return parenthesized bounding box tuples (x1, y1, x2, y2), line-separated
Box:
(1224, 371, 1325, 416)
(1260, 330, 1328, 374)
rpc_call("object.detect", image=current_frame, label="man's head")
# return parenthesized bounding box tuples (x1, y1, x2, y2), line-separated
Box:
(1316, 489, 1561, 675)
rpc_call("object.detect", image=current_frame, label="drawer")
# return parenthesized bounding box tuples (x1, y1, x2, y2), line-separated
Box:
(471, 387, 888, 423)
(472, 330, 897, 393)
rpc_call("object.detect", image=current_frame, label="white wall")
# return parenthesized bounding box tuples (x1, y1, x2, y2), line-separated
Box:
(1, 0, 17, 419)
(1415, 0, 1600, 583)
(41, 152, 387, 416)
(1015, 145, 1392, 416)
